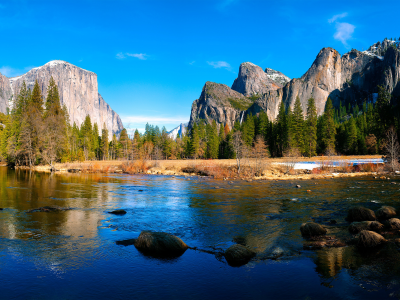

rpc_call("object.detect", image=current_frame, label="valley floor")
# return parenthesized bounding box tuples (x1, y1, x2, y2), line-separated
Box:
(27, 155, 391, 181)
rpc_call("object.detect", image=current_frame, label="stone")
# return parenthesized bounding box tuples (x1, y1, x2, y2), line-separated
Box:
(134, 231, 188, 257)
(108, 209, 127, 215)
(1, 60, 122, 139)
(224, 244, 255, 266)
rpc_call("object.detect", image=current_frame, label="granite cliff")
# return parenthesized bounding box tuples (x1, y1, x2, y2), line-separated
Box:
(189, 39, 400, 129)
(0, 60, 123, 138)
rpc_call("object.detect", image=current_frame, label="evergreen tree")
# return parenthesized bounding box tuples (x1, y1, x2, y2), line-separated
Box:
(321, 98, 336, 153)
(290, 96, 305, 153)
(275, 101, 288, 156)
(31, 80, 44, 114)
(101, 123, 109, 160)
(305, 97, 317, 157)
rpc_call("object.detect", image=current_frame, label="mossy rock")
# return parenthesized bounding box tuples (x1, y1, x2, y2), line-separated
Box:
(346, 206, 376, 222)
(386, 218, 400, 230)
(134, 231, 188, 257)
(300, 222, 327, 237)
(376, 206, 396, 220)
(224, 244, 255, 266)
(348, 221, 384, 234)
(357, 230, 386, 248)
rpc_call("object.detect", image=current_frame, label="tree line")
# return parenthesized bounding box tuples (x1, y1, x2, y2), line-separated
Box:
(0, 79, 398, 166)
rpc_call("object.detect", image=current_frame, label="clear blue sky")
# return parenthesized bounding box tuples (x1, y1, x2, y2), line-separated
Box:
(0, 0, 399, 134)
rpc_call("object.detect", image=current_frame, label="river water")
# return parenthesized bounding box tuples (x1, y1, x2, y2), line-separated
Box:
(1, 167, 400, 299)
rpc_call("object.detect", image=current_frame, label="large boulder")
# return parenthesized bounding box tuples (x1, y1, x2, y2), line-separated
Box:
(348, 221, 384, 234)
(224, 244, 256, 266)
(357, 230, 386, 248)
(300, 222, 327, 237)
(376, 206, 396, 220)
(346, 206, 376, 222)
(134, 231, 188, 257)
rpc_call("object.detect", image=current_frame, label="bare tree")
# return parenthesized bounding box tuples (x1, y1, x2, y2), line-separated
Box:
(283, 147, 301, 174)
(384, 126, 400, 172)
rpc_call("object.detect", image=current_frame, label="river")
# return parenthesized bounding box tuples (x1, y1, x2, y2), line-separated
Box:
(0, 167, 399, 299)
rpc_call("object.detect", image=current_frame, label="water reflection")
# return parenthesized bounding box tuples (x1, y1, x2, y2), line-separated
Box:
(0, 167, 399, 298)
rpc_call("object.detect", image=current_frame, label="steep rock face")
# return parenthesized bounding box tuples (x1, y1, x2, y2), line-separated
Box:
(265, 68, 291, 86)
(7, 60, 123, 138)
(189, 39, 400, 129)
(231, 62, 281, 96)
(189, 82, 252, 130)
(0, 73, 11, 113)
(301, 47, 342, 92)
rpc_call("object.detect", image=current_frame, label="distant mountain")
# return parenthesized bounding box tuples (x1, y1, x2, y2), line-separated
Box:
(0, 60, 123, 138)
(189, 39, 400, 129)
(168, 123, 188, 139)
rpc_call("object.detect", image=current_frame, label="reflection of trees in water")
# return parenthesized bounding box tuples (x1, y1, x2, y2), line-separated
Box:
(0, 168, 126, 272)
(313, 244, 400, 290)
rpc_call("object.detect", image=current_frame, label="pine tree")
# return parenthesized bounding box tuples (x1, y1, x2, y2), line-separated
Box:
(275, 101, 288, 156)
(119, 128, 129, 159)
(189, 123, 200, 158)
(322, 98, 336, 154)
(31, 80, 44, 114)
(101, 123, 109, 160)
(291, 96, 305, 153)
(347, 117, 358, 154)
(305, 97, 317, 157)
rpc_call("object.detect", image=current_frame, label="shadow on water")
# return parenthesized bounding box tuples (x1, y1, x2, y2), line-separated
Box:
(1, 167, 400, 298)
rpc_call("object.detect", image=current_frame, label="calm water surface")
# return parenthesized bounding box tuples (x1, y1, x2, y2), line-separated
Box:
(1, 167, 400, 299)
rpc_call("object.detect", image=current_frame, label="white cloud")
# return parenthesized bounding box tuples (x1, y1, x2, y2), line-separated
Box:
(328, 12, 348, 23)
(121, 115, 188, 124)
(126, 53, 148, 60)
(207, 61, 231, 70)
(189, 61, 196, 65)
(116, 52, 148, 60)
(333, 22, 355, 46)
(116, 52, 126, 59)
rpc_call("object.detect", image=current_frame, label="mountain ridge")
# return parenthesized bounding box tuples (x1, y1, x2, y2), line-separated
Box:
(0, 60, 123, 139)
(189, 39, 400, 129)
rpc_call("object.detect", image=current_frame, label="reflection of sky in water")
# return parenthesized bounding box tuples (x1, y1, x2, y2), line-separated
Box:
(0, 169, 399, 298)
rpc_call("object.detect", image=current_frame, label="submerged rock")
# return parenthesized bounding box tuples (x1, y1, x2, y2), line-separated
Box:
(376, 206, 396, 220)
(26, 206, 70, 213)
(116, 239, 136, 246)
(346, 206, 376, 222)
(300, 222, 327, 237)
(348, 221, 384, 234)
(357, 230, 386, 248)
(134, 231, 188, 257)
(224, 244, 255, 266)
(108, 209, 127, 215)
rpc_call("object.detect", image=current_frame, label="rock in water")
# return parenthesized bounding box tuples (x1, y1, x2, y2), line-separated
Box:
(300, 222, 327, 237)
(386, 218, 400, 230)
(26, 206, 70, 213)
(376, 206, 396, 220)
(108, 209, 127, 215)
(357, 230, 386, 248)
(224, 244, 256, 266)
(348, 221, 384, 234)
(346, 206, 376, 222)
(134, 231, 188, 257)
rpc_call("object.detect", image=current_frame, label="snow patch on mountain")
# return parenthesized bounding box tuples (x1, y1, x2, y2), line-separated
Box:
(264, 68, 290, 86)
(168, 123, 188, 139)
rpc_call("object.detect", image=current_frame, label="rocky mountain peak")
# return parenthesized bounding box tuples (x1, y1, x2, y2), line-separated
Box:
(265, 68, 291, 86)
(363, 39, 400, 59)
(231, 62, 281, 96)
(301, 47, 341, 92)
(1, 61, 123, 138)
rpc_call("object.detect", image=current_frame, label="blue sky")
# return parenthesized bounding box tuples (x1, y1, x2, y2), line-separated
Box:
(1, 0, 399, 134)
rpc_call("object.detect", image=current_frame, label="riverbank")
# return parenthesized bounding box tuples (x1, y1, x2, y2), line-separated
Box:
(18, 155, 393, 181)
